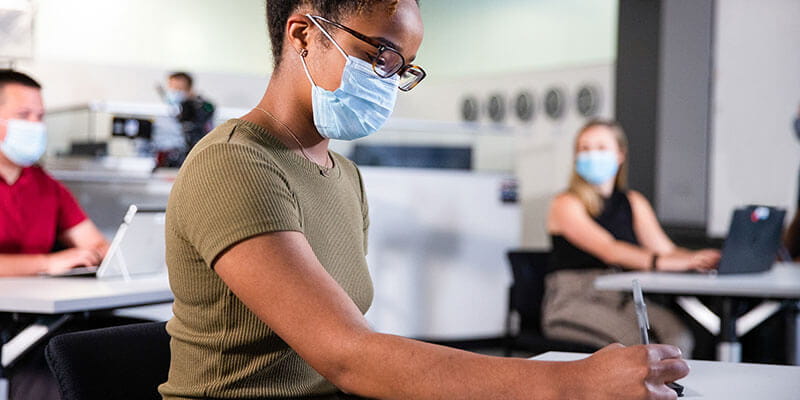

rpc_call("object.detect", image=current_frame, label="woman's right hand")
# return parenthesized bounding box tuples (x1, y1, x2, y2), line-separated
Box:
(566, 343, 689, 400)
(44, 248, 102, 275)
(657, 249, 720, 272)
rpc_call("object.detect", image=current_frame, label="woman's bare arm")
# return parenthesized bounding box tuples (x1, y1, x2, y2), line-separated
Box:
(548, 193, 654, 270)
(214, 231, 688, 400)
(628, 191, 720, 271)
(0, 248, 102, 276)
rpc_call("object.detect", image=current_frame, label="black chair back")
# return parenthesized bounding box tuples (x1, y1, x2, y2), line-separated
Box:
(507, 250, 551, 334)
(505, 249, 597, 355)
(45, 321, 170, 400)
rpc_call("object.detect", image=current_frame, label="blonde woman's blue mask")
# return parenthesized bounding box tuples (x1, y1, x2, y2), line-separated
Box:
(576, 150, 619, 185)
(301, 14, 399, 141)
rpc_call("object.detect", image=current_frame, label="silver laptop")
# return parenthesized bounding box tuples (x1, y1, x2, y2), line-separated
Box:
(52, 205, 166, 279)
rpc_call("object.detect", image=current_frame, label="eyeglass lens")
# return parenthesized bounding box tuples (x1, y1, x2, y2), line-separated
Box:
(373, 49, 404, 78)
(399, 67, 425, 91)
(371, 48, 425, 91)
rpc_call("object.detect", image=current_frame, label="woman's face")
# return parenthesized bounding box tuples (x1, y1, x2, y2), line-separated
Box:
(304, 0, 424, 92)
(576, 125, 625, 165)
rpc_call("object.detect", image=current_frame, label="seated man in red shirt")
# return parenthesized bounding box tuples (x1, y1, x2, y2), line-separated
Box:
(0, 70, 118, 399)
(0, 69, 108, 276)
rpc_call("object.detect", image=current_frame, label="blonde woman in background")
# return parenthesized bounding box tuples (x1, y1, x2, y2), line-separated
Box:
(543, 120, 721, 355)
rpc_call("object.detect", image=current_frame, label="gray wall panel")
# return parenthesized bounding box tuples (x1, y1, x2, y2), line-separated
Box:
(656, 0, 714, 226)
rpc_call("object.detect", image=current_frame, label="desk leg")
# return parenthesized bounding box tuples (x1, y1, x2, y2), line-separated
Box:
(718, 298, 741, 362)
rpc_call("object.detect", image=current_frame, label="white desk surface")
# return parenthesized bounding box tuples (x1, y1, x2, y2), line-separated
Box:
(594, 262, 800, 298)
(533, 352, 800, 399)
(0, 274, 172, 314)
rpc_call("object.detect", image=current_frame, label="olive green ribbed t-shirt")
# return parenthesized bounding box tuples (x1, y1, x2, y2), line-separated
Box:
(159, 119, 373, 400)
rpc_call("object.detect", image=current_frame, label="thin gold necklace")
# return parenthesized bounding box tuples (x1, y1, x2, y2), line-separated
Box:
(253, 106, 332, 176)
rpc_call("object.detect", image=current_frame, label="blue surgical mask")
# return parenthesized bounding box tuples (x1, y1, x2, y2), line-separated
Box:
(301, 15, 399, 141)
(0, 119, 47, 167)
(576, 150, 619, 185)
(165, 90, 186, 106)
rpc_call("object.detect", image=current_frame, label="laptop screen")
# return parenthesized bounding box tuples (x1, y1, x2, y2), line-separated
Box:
(718, 206, 786, 275)
(97, 206, 166, 279)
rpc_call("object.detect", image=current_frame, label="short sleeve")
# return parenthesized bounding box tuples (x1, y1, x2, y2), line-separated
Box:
(55, 181, 88, 235)
(171, 142, 302, 267)
(355, 166, 369, 254)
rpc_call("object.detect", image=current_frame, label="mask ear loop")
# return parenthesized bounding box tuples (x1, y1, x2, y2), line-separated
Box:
(298, 48, 318, 86)
(305, 14, 348, 60)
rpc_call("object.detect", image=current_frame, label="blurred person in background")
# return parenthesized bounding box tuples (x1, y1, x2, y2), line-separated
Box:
(155, 71, 215, 167)
(543, 119, 721, 355)
(0, 69, 132, 400)
(0, 69, 108, 276)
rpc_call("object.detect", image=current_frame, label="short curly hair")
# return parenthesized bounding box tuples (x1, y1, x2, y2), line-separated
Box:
(266, 0, 416, 68)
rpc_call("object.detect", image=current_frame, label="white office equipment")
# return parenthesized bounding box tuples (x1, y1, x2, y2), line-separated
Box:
(50, 205, 166, 279)
(97, 205, 166, 280)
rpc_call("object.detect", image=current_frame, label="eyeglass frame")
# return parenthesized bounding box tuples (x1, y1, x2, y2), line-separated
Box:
(306, 14, 426, 92)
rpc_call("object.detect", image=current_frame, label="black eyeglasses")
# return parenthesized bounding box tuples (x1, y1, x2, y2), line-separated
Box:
(307, 14, 426, 92)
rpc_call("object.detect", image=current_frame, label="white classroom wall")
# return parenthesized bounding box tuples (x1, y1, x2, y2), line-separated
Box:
(392, 63, 616, 248)
(708, 0, 800, 236)
(7, 0, 618, 111)
(12, 0, 619, 252)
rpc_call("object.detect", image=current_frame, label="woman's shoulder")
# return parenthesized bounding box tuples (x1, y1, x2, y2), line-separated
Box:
(551, 191, 584, 209)
(548, 191, 587, 231)
(183, 121, 283, 169)
(190, 119, 278, 155)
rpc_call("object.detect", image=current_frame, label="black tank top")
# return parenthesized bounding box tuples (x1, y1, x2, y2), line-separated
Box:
(549, 190, 639, 272)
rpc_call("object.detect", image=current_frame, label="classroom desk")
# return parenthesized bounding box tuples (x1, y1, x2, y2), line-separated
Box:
(0, 274, 172, 314)
(532, 351, 800, 400)
(594, 262, 800, 362)
(0, 274, 173, 399)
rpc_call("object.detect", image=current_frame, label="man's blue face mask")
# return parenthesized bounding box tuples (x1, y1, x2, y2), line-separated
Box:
(0, 119, 47, 167)
(165, 90, 187, 107)
(300, 15, 399, 141)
